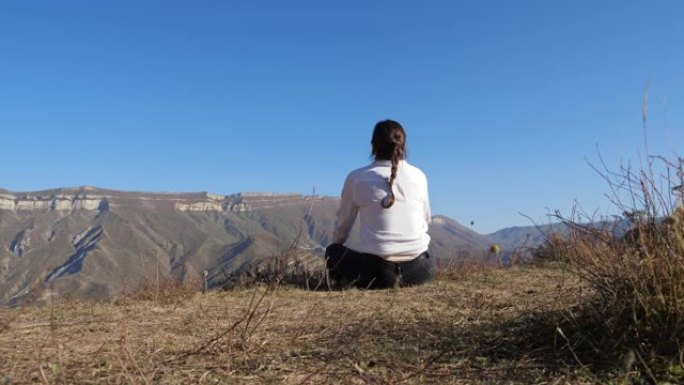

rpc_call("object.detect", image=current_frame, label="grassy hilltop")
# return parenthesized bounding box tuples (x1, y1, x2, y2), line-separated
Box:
(2, 239, 684, 384)
(2, 266, 590, 384)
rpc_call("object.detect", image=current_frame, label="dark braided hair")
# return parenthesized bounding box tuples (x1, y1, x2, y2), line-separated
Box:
(371, 120, 407, 208)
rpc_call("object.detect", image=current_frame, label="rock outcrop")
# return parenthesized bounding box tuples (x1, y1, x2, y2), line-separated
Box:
(0, 187, 325, 214)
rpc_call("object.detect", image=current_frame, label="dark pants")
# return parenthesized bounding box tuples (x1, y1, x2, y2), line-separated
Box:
(325, 243, 434, 289)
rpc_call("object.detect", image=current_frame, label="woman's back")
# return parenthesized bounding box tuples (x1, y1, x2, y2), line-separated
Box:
(334, 159, 431, 260)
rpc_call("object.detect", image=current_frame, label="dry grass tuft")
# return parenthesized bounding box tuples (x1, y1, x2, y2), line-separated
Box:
(434, 252, 500, 281)
(0, 315, 10, 334)
(121, 274, 203, 306)
(218, 254, 329, 292)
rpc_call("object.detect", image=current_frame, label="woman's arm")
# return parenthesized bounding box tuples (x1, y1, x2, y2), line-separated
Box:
(332, 174, 358, 244)
(423, 175, 432, 224)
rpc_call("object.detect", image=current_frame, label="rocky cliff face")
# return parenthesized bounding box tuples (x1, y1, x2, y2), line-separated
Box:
(0, 192, 105, 211)
(0, 187, 327, 214)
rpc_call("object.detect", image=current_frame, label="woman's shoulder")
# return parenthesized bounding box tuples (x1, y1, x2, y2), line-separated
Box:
(348, 162, 382, 175)
(344, 163, 379, 183)
(402, 161, 428, 180)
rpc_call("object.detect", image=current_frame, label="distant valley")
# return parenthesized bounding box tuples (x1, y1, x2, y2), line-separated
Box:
(0, 187, 549, 305)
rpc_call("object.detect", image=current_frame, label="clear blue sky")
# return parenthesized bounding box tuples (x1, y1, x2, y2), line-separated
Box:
(1, 1, 683, 233)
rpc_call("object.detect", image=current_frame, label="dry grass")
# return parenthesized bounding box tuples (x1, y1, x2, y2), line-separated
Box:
(0, 266, 599, 384)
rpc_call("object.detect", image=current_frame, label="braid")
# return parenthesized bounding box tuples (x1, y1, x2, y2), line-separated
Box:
(381, 134, 404, 208)
(372, 119, 407, 209)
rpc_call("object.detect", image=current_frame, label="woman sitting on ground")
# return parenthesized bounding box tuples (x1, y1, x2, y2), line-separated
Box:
(326, 119, 433, 289)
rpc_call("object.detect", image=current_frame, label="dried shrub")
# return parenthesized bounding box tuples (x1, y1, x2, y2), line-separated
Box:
(548, 154, 684, 377)
(532, 232, 573, 263)
(219, 252, 329, 291)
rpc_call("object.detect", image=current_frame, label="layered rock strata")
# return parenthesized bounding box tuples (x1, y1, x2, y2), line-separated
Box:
(0, 187, 325, 213)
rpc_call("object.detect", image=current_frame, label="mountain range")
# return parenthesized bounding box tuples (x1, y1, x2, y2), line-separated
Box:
(0, 187, 548, 306)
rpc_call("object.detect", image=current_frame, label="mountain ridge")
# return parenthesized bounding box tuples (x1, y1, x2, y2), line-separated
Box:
(0, 186, 524, 305)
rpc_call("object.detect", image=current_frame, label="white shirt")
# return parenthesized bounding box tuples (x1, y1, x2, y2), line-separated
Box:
(333, 160, 431, 262)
